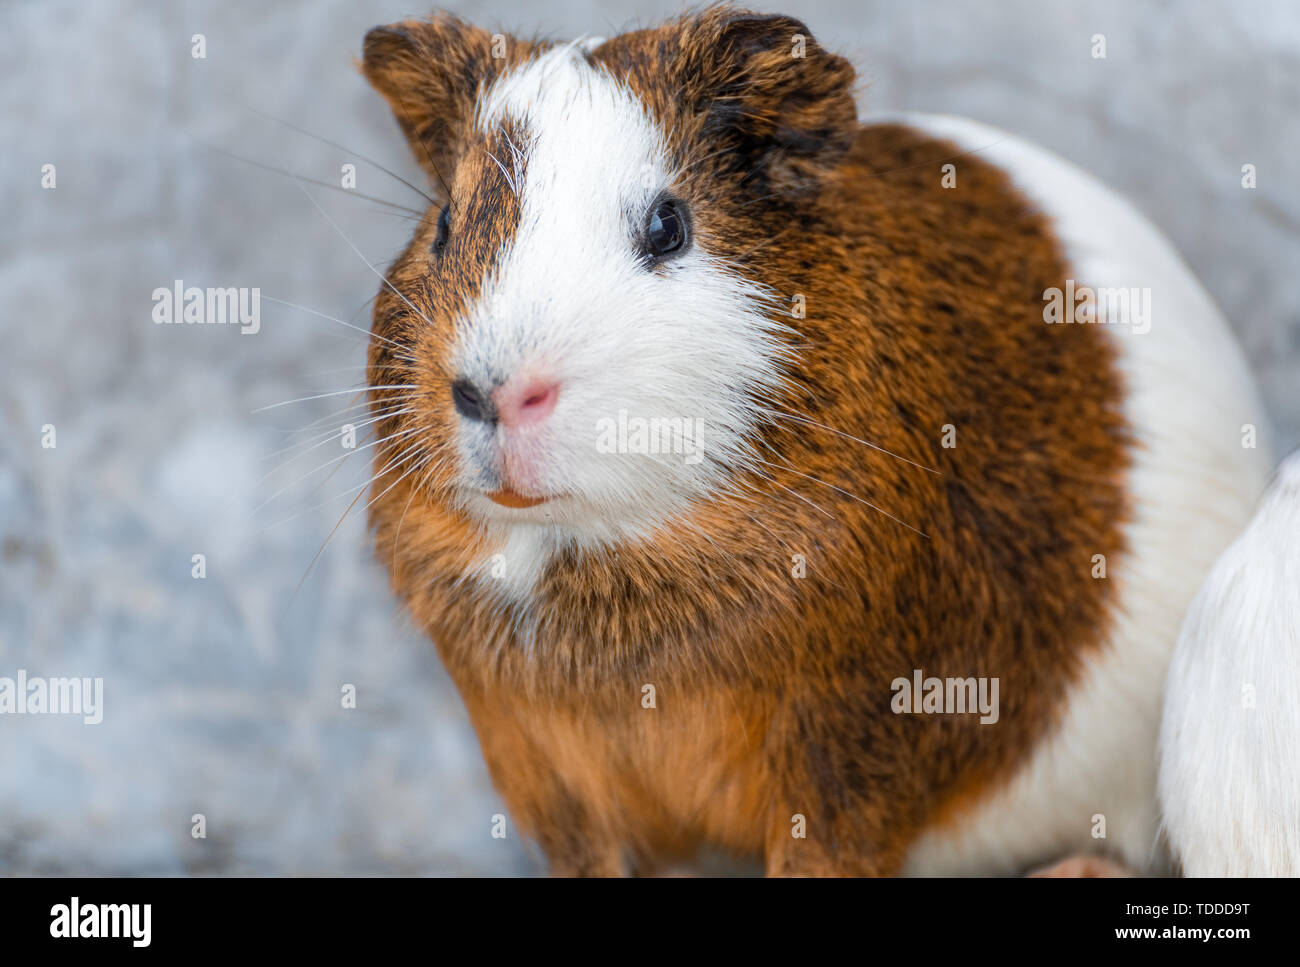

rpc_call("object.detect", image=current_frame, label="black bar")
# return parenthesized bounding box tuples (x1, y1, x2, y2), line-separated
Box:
(0, 876, 1275, 954)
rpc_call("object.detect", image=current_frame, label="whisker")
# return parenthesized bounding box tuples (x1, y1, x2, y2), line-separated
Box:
(384, 94, 460, 215)
(289, 177, 445, 337)
(252, 384, 416, 414)
(758, 407, 941, 474)
(272, 392, 420, 436)
(390, 451, 450, 566)
(263, 294, 410, 356)
(482, 142, 518, 196)
(255, 425, 422, 514)
(752, 456, 928, 538)
(274, 387, 419, 425)
(767, 478, 837, 519)
(248, 106, 438, 206)
(289, 487, 369, 606)
(260, 407, 415, 464)
(257, 414, 415, 500)
(267, 435, 428, 529)
(363, 444, 436, 515)
(200, 141, 423, 214)
(295, 363, 382, 379)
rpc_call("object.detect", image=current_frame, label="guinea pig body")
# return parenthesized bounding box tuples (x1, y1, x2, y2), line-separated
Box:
(890, 114, 1273, 874)
(359, 8, 1271, 875)
(1158, 451, 1300, 876)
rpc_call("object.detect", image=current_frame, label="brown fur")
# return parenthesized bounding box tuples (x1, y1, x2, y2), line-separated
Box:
(360, 6, 1130, 875)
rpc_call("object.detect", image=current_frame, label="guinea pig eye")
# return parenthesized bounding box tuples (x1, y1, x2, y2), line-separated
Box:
(644, 198, 688, 260)
(431, 204, 451, 255)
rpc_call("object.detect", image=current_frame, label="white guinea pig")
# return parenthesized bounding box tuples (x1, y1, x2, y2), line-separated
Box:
(1160, 450, 1300, 876)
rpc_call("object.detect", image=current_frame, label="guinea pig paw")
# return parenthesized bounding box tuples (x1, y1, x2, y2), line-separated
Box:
(1027, 855, 1134, 877)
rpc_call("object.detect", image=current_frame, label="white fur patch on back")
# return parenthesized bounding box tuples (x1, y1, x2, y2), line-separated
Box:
(889, 114, 1273, 874)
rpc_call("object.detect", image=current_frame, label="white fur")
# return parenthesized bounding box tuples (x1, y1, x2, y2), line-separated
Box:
(891, 114, 1273, 874)
(454, 46, 791, 599)
(1159, 451, 1300, 875)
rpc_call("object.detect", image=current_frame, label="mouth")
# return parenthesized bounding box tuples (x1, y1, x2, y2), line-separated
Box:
(485, 488, 551, 509)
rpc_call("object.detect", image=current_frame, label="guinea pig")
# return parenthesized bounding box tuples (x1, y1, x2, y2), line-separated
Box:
(1159, 450, 1300, 876)
(356, 6, 1272, 875)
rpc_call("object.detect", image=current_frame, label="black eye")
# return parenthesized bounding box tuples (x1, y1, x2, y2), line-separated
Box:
(645, 198, 688, 260)
(431, 204, 451, 255)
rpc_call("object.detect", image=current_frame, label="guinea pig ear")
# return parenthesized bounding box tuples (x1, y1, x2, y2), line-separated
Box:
(680, 9, 858, 192)
(360, 16, 526, 197)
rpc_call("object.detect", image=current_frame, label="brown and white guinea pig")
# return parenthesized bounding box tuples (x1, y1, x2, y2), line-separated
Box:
(356, 6, 1272, 875)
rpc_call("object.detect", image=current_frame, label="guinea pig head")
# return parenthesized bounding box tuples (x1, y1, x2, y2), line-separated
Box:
(360, 7, 857, 547)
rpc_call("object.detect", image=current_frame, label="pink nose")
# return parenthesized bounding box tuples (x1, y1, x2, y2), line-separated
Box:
(493, 377, 559, 428)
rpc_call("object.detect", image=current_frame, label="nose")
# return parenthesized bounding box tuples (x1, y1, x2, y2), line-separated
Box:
(451, 375, 561, 428)
(493, 376, 560, 428)
(451, 379, 496, 424)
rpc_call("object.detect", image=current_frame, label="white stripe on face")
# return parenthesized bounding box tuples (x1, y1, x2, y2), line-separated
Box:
(453, 45, 791, 569)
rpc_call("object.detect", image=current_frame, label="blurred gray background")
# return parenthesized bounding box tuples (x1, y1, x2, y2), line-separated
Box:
(1, 0, 1297, 874)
